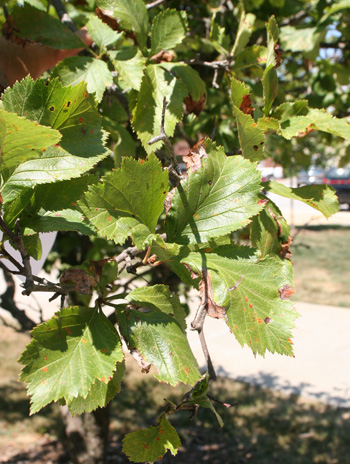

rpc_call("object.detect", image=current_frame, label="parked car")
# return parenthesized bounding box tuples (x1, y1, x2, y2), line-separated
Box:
(323, 166, 350, 207)
(297, 166, 325, 187)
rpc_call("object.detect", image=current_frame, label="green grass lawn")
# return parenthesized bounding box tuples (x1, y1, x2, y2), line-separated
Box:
(291, 225, 350, 307)
(1, 323, 349, 464)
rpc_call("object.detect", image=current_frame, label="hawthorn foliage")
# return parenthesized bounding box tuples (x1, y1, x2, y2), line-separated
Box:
(0, 0, 349, 462)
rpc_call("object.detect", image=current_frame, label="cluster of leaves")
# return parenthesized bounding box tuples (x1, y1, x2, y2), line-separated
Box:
(1, 0, 350, 462)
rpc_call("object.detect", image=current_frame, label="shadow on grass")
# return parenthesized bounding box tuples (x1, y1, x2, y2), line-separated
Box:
(2, 369, 350, 464)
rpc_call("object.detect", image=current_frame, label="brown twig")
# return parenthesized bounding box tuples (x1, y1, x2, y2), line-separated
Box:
(148, 97, 183, 182)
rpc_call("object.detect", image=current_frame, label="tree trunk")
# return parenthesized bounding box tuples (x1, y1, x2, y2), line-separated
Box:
(60, 404, 110, 464)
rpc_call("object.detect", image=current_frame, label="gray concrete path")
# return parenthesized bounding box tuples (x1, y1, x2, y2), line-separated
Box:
(187, 300, 350, 408)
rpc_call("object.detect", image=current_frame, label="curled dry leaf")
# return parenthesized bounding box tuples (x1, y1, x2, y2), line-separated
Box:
(296, 126, 315, 138)
(280, 236, 293, 260)
(60, 268, 97, 295)
(185, 93, 206, 116)
(150, 50, 174, 63)
(185, 264, 227, 320)
(164, 188, 176, 216)
(88, 258, 115, 280)
(200, 268, 227, 319)
(278, 284, 295, 300)
(182, 138, 208, 173)
(130, 348, 151, 373)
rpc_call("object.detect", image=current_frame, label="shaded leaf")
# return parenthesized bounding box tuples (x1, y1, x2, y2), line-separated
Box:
(233, 45, 267, 71)
(160, 62, 206, 102)
(12, 3, 84, 49)
(122, 416, 181, 463)
(127, 285, 186, 329)
(118, 309, 201, 386)
(251, 198, 291, 258)
(19, 306, 124, 414)
(166, 140, 263, 245)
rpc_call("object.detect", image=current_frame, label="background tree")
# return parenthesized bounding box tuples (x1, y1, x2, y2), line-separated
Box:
(0, 0, 348, 463)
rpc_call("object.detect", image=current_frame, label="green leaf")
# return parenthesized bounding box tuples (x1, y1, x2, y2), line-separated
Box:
(165, 140, 264, 245)
(264, 181, 339, 219)
(0, 108, 61, 179)
(182, 248, 298, 357)
(97, 0, 149, 49)
(22, 233, 42, 260)
(150, 9, 187, 56)
(279, 25, 326, 60)
(257, 116, 280, 133)
(233, 107, 265, 161)
(1, 78, 108, 201)
(132, 64, 187, 154)
(232, 45, 267, 71)
(265, 16, 279, 68)
(108, 48, 146, 91)
(79, 154, 168, 247)
(231, 11, 256, 57)
(122, 416, 181, 462)
(262, 66, 278, 116)
(209, 14, 231, 55)
(127, 285, 187, 330)
(2, 77, 107, 159)
(118, 309, 201, 386)
(160, 63, 206, 101)
(52, 57, 113, 102)
(12, 3, 85, 49)
(23, 209, 95, 236)
(1, 146, 106, 204)
(230, 77, 250, 108)
(19, 306, 124, 414)
(86, 15, 123, 49)
(251, 198, 290, 258)
(68, 361, 125, 415)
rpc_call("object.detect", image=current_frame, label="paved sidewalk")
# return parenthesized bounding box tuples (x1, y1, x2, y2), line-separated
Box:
(187, 300, 350, 408)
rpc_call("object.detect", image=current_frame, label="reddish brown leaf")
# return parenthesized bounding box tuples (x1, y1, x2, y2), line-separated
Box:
(240, 94, 254, 117)
(182, 138, 208, 173)
(280, 236, 293, 260)
(60, 268, 97, 295)
(164, 188, 176, 216)
(150, 51, 174, 63)
(278, 284, 295, 300)
(274, 44, 283, 69)
(185, 93, 206, 116)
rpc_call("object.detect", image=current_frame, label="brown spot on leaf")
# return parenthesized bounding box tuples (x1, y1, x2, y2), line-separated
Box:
(64, 327, 72, 335)
(249, 303, 253, 308)
(42, 367, 48, 372)
(253, 145, 259, 151)
(82, 339, 87, 343)
(245, 296, 249, 302)
(264, 317, 272, 324)
(49, 106, 54, 111)
(257, 318, 263, 324)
